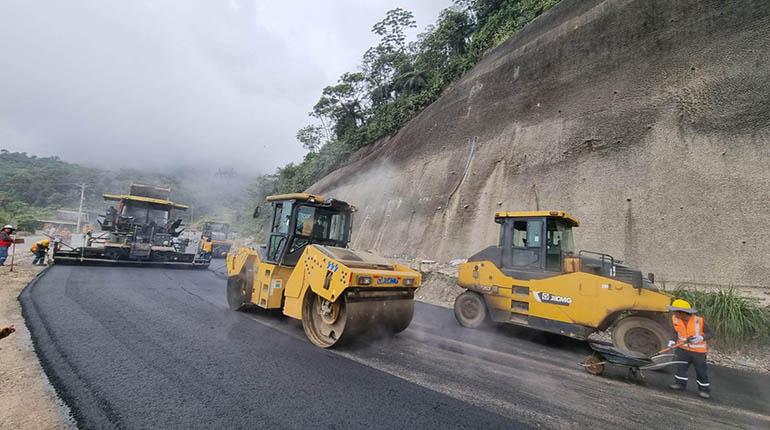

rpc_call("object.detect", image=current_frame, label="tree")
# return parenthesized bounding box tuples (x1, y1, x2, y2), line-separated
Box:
(259, 1, 561, 196)
(371, 8, 416, 52)
(311, 72, 368, 140)
(296, 125, 324, 153)
(363, 8, 418, 105)
(394, 63, 429, 95)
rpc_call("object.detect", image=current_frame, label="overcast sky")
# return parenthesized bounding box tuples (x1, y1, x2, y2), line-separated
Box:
(0, 0, 451, 174)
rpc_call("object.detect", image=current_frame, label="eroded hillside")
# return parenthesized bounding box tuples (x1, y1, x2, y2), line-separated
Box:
(309, 0, 770, 288)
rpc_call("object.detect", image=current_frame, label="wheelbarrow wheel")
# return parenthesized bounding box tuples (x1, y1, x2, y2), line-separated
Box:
(584, 355, 605, 375)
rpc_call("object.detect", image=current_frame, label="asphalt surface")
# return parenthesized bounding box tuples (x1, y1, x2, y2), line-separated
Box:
(20, 265, 770, 430)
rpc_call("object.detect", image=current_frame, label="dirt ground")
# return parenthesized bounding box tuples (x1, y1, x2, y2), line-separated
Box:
(0, 248, 74, 430)
(413, 260, 770, 374)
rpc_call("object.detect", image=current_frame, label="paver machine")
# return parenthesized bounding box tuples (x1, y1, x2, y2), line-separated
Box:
(201, 221, 233, 258)
(53, 184, 210, 268)
(453, 211, 673, 356)
(227, 193, 420, 348)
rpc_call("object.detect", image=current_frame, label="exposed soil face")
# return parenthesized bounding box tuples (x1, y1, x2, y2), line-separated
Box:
(309, 0, 770, 291)
(0, 250, 74, 430)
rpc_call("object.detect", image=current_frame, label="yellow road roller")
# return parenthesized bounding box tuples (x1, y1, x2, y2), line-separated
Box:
(227, 193, 420, 348)
(454, 211, 672, 356)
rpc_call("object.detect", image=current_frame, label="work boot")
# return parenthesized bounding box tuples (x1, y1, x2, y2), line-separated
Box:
(669, 383, 684, 390)
(698, 391, 711, 399)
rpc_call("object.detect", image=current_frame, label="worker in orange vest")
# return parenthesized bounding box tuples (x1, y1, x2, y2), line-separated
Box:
(30, 239, 51, 266)
(200, 236, 213, 260)
(668, 299, 714, 399)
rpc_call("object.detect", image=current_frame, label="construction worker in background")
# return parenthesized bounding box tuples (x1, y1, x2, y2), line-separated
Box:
(0, 325, 15, 341)
(668, 299, 714, 399)
(31, 239, 51, 266)
(200, 236, 213, 259)
(0, 225, 15, 266)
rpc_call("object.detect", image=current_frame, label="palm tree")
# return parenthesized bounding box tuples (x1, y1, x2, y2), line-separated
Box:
(394, 65, 429, 95)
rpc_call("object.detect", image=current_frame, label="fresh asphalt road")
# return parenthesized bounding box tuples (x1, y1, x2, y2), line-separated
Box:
(20, 266, 770, 429)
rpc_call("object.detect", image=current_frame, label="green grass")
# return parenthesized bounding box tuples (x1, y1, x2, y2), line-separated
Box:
(672, 287, 770, 350)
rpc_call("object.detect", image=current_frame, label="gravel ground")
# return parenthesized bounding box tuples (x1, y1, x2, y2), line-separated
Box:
(0, 247, 74, 430)
(413, 261, 770, 374)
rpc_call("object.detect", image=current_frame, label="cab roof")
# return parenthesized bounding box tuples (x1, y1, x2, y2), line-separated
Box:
(103, 194, 189, 210)
(266, 193, 355, 210)
(494, 210, 579, 227)
(266, 193, 326, 203)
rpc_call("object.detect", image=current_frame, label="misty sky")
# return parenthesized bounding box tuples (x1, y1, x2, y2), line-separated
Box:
(0, 0, 451, 174)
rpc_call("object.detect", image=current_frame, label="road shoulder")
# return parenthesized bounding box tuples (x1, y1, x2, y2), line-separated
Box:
(0, 260, 74, 430)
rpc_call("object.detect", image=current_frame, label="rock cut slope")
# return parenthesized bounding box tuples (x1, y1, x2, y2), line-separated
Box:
(309, 0, 770, 288)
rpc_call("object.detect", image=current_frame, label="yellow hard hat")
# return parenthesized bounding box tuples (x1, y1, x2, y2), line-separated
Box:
(41, 239, 50, 246)
(668, 298, 696, 313)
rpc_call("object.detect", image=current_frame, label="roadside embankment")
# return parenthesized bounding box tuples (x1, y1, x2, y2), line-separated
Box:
(0, 251, 74, 430)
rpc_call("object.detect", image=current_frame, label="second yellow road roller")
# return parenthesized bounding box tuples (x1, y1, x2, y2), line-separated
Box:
(454, 211, 673, 356)
(226, 193, 420, 348)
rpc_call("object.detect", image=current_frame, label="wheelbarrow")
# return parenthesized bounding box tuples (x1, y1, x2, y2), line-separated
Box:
(581, 341, 687, 382)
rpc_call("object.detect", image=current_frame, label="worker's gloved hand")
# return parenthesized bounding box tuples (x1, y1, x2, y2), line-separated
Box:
(687, 335, 703, 344)
(667, 340, 676, 348)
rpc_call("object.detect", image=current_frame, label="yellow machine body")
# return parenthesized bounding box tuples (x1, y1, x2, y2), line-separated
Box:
(455, 211, 672, 355)
(226, 193, 420, 347)
(458, 262, 670, 330)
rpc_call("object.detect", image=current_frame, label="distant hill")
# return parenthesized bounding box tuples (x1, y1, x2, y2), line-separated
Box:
(0, 150, 251, 231)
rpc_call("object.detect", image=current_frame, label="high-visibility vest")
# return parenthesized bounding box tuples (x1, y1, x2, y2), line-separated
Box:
(672, 315, 708, 353)
(31, 242, 48, 253)
(201, 241, 212, 253)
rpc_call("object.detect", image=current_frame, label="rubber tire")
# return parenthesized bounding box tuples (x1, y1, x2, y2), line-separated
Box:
(226, 274, 252, 311)
(453, 291, 488, 328)
(612, 316, 669, 356)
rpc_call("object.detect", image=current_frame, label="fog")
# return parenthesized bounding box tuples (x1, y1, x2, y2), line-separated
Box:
(0, 0, 450, 175)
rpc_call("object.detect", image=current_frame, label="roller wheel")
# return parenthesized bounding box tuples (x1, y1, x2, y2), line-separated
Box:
(454, 291, 488, 328)
(584, 355, 605, 375)
(302, 291, 349, 348)
(227, 274, 252, 311)
(612, 316, 669, 357)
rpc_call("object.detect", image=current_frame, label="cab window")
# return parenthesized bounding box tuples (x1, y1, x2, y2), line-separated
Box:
(267, 235, 285, 262)
(510, 220, 542, 268)
(294, 205, 349, 242)
(512, 220, 541, 248)
(546, 219, 575, 271)
(271, 201, 293, 234)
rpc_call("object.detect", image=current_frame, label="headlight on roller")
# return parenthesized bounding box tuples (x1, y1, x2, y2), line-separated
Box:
(357, 275, 372, 285)
(404, 278, 415, 287)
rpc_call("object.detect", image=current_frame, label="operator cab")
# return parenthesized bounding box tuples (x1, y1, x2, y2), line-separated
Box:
(261, 193, 353, 266)
(483, 210, 651, 288)
(101, 193, 187, 234)
(471, 211, 579, 279)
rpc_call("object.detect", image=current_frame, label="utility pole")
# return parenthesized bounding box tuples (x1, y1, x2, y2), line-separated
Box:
(76, 183, 86, 234)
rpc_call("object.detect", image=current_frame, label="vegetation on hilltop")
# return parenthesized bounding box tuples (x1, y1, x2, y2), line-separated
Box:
(241, 0, 560, 234)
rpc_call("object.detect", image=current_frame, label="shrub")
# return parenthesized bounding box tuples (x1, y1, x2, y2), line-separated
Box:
(672, 287, 770, 349)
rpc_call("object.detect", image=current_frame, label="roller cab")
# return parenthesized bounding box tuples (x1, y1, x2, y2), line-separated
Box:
(227, 193, 420, 348)
(455, 211, 672, 356)
(201, 221, 233, 258)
